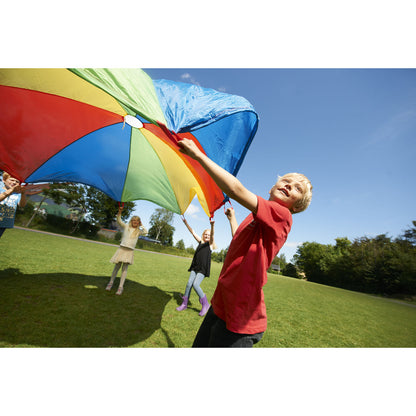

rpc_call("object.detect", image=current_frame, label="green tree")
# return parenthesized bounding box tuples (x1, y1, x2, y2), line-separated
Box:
(397, 221, 416, 246)
(283, 263, 299, 278)
(294, 228, 416, 296)
(271, 253, 287, 273)
(334, 237, 352, 254)
(32, 183, 134, 230)
(82, 186, 134, 227)
(175, 239, 185, 250)
(186, 246, 196, 255)
(148, 208, 175, 246)
(343, 234, 416, 294)
(212, 248, 228, 263)
(294, 241, 336, 283)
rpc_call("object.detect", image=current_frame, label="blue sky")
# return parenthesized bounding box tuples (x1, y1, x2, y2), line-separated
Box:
(131, 68, 416, 261)
(3, 0, 414, 264)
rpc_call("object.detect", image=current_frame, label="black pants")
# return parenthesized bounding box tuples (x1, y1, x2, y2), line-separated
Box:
(192, 306, 264, 348)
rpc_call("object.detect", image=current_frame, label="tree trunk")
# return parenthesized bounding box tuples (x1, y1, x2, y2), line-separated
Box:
(70, 208, 86, 234)
(26, 194, 47, 227)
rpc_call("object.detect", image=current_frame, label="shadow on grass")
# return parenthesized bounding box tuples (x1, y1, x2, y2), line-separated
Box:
(0, 268, 174, 347)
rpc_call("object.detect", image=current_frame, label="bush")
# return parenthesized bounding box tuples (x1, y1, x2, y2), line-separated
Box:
(45, 214, 99, 238)
(283, 263, 299, 278)
(294, 231, 416, 296)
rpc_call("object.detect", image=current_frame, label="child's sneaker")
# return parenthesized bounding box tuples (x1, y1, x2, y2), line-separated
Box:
(106, 283, 113, 291)
(116, 287, 123, 295)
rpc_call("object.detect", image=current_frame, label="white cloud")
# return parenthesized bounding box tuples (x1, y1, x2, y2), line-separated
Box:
(184, 203, 200, 218)
(180, 73, 227, 92)
(180, 72, 201, 86)
(364, 108, 416, 148)
(285, 241, 302, 248)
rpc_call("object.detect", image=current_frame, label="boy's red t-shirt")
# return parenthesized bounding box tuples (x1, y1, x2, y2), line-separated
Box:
(211, 196, 292, 334)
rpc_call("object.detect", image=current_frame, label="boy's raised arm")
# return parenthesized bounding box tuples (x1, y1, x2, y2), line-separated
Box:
(178, 138, 258, 214)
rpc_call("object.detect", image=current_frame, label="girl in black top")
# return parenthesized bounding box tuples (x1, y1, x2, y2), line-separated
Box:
(176, 217, 216, 316)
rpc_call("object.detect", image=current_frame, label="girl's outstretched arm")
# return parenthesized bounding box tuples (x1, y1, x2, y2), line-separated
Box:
(209, 219, 218, 250)
(225, 207, 238, 237)
(209, 219, 214, 245)
(116, 206, 126, 228)
(182, 216, 201, 243)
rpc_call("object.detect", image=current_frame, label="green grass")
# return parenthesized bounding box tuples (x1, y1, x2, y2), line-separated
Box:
(1, 228, 416, 347)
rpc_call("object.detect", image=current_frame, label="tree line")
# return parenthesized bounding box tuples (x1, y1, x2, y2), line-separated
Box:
(292, 221, 416, 296)
(26, 184, 416, 294)
(23, 183, 227, 261)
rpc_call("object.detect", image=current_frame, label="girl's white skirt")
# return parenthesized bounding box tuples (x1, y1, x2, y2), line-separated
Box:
(110, 246, 134, 265)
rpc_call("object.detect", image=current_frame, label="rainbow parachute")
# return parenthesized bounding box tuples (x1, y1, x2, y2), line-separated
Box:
(0, 69, 258, 217)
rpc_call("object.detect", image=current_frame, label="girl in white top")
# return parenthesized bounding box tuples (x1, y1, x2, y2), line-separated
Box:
(106, 205, 147, 295)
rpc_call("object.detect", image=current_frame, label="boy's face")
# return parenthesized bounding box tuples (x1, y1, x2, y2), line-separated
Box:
(269, 174, 305, 212)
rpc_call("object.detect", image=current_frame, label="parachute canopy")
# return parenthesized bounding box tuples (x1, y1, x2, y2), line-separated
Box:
(0, 68, 258, 217)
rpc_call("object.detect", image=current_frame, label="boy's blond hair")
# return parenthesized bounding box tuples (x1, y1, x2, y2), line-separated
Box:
(279, 173, 313, 214)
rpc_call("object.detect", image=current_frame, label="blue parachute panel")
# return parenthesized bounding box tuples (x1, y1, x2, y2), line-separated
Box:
(153, 79, 258, 133)
(26, 123, 132, 201)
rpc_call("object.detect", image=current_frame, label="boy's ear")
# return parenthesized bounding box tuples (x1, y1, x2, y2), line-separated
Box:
(290, 202, 300, 213)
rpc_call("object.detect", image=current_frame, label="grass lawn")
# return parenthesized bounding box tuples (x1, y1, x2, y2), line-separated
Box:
(1, 228, 416, 347)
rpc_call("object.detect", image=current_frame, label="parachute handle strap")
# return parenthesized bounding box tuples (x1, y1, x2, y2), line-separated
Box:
(157, 121, 181, 146)
(223, 199, 233, 214)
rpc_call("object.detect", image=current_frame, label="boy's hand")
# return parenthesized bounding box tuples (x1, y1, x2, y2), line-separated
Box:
(178, 138, 203, 160)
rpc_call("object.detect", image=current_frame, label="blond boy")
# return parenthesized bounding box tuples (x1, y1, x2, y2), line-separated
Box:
(178, 138, 312, 347)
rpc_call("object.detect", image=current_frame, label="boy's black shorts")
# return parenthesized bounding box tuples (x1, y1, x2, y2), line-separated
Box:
(192, 306, 264, 348)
